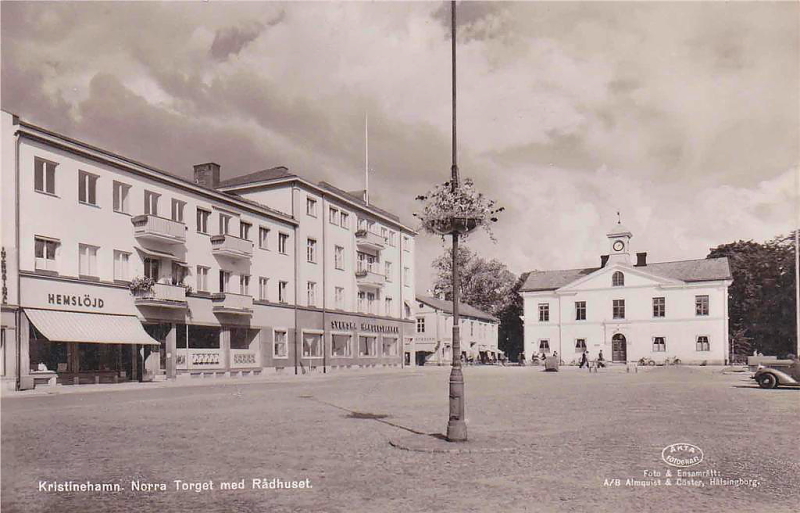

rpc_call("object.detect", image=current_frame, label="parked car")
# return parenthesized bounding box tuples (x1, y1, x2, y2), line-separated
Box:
(752, 356, 800, 389)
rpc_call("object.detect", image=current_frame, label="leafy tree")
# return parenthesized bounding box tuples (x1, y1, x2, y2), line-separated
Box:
(430, 246, 524, 359)
(708, 231, 797, 358)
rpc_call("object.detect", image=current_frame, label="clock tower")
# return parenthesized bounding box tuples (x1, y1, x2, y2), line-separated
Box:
(606, 219, 632, 265)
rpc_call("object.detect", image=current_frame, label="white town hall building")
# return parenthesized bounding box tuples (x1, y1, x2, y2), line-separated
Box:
(521, 223, 732, 365)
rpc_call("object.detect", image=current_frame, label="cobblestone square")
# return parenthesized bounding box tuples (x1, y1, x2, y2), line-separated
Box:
(2, 365, 798, 512)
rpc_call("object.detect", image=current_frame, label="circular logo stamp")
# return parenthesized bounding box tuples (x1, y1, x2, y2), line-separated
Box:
(661, 443, 704, 468)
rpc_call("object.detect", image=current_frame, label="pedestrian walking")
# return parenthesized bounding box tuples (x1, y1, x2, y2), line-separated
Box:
(579, 350, 589, 369)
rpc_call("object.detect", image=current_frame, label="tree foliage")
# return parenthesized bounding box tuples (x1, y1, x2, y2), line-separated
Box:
(431, 246, 524, 359)
(707, 231, 797, 357)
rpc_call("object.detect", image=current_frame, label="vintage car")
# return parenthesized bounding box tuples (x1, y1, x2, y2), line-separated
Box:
(752, 357, 800, 389)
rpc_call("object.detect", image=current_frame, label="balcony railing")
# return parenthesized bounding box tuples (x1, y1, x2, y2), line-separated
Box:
(132, 215, 186, 244)
(355, 229, 386, 251)
(133, 283, 188, 309)
(212, 292, 253, 315)
(355, 267, 385, 288)
(211, 234, 253, 259)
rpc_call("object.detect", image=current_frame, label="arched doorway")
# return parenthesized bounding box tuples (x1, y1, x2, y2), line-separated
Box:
(611, 333, 627, 362)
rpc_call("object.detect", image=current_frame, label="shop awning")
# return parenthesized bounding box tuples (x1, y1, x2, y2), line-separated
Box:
(135, 246, 176, 260)
(25, 309, 161, 345)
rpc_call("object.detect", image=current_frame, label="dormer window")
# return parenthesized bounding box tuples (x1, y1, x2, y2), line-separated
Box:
(612, 271, 624, 287)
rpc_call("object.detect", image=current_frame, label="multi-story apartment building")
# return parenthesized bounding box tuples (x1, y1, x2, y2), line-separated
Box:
(521, 222, 732, 365)
(413, 295, 499, 366)
(0, 111, 415, 390)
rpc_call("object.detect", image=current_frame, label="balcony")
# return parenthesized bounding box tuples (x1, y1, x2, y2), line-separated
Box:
(133, 283, 188, 309)
(211, 234, 253, 260)
(212, 292, 253, 315)
(132, 215, 186, 244)
(356, 265, 385, 289)
(355, 229, 386, 252)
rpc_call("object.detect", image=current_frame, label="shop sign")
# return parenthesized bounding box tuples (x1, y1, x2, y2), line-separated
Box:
(330, 320, 399, 334)
(48, 293, 104, 309)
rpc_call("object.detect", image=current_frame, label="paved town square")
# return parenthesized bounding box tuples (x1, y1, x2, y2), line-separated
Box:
(2, 365, 798, 513)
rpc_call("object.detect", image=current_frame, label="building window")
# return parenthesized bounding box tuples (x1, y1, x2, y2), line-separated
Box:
(359, 335, 377, 357)
(653, 337, 666, 352)
(357, 251, 377, 273)
(539, 340, 550, 354)
(334, 287, 344, 309)
(34, 237, 58, 272)
(219, 270, 231, 293)
(385, 297, 393, 316)
(357, 291, 366, 313)
(196, 266, 209, 293)
(403, 266, 410, 287)
(239, 221, 251, 241)
(144, 190, 159, 216)
(78, 171, 99, 206)
(219, 214, 231, 235)
(613, 299, 625, 319)
(239, 274, 250, 296)
(113, 181, 131, 214)
(307, 238, 317, 263)
(302, 332, 323, 358)
(329, 207, 339, 225)
(273, 329, 288, 358)
(340, 211, 349, 229)
(259, 277, 269, 301)
(113, 250, 130, 281)
(388, 230, 396, 247)
(612, 271, 624, 287)
(696, 336, 710, 351)
(78, 244, 98, 277)
(416, 317, 425, 333)
(575, 339, 587, 353)
(170, 199, 185, 223)
(653, 297, 665, 318)
(383, 337, 398, 356)
(278, 233, 289, 254)
(366, 292, 376, 314)
(357, 217, 367, 232)
(384, 261, 392, 282)
(331, 334, 352, 357)
(403, 236, 410, 251)
(278, 281, 288, 303)
(307, 282, 317, 306)
(695, 295, 709, 316)
(538, 304, 549, 322)
(171, 262, 187, 286)
(470, 321, 475, 336)
(258, 227, 270, 249)
(196, 208, 210, 234)
(34, 158, 56, 194)
(306, 197, 317, 217)
(381, 227, 388, 241)
(575, 301, 586, 321)
(144, 258, 160, 281)
(334, 245, 344, 270)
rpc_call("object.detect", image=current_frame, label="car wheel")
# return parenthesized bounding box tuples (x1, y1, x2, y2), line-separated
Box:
(758, 373, 778, 389)
(648, 360, 656, 366)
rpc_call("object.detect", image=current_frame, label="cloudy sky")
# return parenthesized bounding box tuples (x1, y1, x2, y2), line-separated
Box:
(2, 1, 798, 289)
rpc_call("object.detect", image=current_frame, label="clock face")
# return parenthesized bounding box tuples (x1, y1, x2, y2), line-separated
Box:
(613, 240, 624, 252)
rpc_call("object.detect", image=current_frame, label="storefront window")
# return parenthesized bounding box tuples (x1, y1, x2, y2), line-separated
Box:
(382, 337, 398, 357)
(302, 332, 322, 358)
(331, 334, 351, 357)
(230, 328, 260, 350)
(176, 324, 220, 349)
(359, 336, 377, 357)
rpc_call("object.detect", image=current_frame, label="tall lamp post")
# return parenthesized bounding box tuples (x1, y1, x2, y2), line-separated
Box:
(446, 0, 467, 442)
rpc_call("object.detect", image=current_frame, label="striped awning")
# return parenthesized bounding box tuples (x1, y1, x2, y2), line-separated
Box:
(25, 309, 161, 345)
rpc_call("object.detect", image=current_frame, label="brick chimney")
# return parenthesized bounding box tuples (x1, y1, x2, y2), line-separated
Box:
(636, 252, 647, 267)
(600, 255, 609, 267)
(194, 163, 220, 189)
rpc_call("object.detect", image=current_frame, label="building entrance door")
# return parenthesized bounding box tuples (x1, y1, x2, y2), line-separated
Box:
(611, 334, 627, 362)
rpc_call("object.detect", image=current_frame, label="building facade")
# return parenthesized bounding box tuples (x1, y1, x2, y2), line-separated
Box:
(0, 111, 415, 390)
(521, 223, 732, 365)
(413, 295, 499, 365)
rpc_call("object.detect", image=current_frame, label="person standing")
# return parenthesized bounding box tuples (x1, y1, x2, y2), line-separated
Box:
(579, 350, 589, 369)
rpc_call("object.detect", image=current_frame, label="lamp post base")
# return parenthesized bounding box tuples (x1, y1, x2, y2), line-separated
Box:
(446, 419, 468, 442)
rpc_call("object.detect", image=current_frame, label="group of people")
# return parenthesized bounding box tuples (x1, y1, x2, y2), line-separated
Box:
(579, 349, 605, 369)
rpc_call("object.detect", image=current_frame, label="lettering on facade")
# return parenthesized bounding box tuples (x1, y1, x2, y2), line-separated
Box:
(48, 293, 105, 309)
(329, 320, 399, 334)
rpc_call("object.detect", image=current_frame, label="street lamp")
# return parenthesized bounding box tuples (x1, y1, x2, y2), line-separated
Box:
(446, 0, 467, 442)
